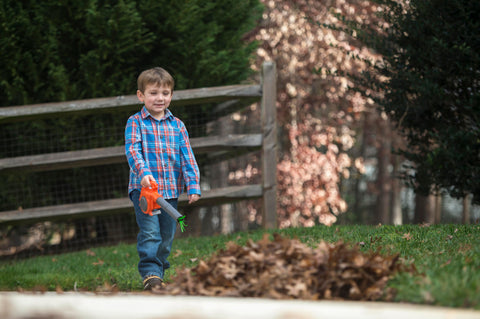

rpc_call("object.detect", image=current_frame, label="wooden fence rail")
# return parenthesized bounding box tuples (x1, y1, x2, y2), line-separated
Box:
(0, 62, 277, 229)
(0, 134, 263, 173)
(0, 84, 262, 123)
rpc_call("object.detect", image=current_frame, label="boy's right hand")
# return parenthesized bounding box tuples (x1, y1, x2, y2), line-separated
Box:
(141, 175, 156, 188)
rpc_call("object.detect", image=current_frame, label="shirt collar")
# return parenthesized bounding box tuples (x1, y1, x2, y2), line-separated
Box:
(141, 106, 173, 121)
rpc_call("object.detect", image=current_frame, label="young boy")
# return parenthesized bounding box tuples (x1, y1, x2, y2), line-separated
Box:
(125, 67, 201, 290)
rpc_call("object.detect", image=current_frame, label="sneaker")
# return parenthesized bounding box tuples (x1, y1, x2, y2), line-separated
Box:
(143, 275, 166, 291)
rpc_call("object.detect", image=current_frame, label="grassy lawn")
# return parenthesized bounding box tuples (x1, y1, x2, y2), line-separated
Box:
(0, 224, 478, 309)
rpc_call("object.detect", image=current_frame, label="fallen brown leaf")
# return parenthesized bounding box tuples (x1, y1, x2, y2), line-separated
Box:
(92, 259, 104, 266)
(402, 233, 412, 240)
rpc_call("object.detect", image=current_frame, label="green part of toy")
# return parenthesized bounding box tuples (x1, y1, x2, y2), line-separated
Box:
(178, 216, 187, 232)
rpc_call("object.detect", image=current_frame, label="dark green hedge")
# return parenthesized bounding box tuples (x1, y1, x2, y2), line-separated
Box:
(0, 0, 263, 106)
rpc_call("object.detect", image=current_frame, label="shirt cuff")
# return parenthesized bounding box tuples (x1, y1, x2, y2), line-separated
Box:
(187, 185, 201, 196)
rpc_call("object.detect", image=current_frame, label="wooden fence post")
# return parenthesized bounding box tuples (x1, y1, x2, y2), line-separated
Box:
(261, 61, 277, 229)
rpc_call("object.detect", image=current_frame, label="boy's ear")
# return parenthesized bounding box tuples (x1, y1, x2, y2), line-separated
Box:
(136, 90, 144, 102)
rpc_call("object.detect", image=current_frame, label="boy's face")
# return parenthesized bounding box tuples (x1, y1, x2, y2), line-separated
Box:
(137, 83, 173, 119)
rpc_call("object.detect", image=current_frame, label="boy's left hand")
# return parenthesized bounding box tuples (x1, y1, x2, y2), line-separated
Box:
(188, 194, 200, 204)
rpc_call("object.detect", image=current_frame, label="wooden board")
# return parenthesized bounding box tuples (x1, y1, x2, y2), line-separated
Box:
(261, 62, 278, 229)
(0, 85, 261, 123)
(0, 134, 262, 172)
(0, 185, 263, 224)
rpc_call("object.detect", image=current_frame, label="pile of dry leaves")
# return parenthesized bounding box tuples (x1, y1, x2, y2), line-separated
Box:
(159, 234, 410, 300)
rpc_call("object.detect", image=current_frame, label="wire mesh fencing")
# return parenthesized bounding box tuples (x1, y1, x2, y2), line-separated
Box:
(0, 83, 267, 260)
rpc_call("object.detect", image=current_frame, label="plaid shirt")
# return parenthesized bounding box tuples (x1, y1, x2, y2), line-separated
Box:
(125, 107, 201, 199)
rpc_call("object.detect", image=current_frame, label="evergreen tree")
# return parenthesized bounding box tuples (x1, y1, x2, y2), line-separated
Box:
(0, 0, 154, 105)
(327, 0, 480, 203)
(0, 0, 262, 106)
(136, 0, 262, 89)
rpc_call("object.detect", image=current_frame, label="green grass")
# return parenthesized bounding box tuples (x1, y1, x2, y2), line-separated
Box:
(0, 224, 479, 309)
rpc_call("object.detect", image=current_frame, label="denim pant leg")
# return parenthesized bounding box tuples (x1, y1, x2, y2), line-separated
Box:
(130, 190, 178, 280)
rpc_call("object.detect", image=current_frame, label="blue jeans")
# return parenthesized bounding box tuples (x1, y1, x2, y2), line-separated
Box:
(130, 190, 177, 280)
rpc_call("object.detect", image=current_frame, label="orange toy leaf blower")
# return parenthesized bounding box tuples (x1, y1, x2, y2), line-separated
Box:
(139, 180, 187, 232)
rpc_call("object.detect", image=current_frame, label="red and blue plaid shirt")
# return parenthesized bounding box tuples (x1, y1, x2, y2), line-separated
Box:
(125, 107, 201, 199)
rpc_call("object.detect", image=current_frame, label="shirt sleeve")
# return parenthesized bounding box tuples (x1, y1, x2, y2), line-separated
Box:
(178, 121, 201, 196)
(125, 116, 152, 181)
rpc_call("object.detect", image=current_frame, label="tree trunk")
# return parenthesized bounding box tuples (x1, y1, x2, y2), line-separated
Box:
(233, 201, 250, 232)
(391, 154, 402, 225)
(213, 116, 233, 234)
(375, 115, 391, 224)
(414, 193, 436, 224)
(201, 208, 216, 236)
(219, 160, 233, 235)
(354, 112, 369, 223)
(462, 194, 471, 224)
(434, 195, 442, 224)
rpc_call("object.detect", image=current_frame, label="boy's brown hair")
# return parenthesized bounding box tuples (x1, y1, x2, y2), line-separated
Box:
(137, 67, 175, 93)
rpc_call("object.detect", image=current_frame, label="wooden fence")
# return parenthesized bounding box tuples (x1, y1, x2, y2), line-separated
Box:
(0, 62, 277, 229)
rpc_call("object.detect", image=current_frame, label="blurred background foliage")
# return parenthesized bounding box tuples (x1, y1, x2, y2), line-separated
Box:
(0, 0, 262, 106)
